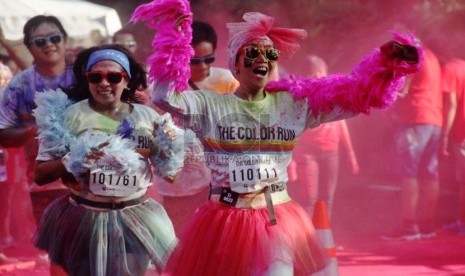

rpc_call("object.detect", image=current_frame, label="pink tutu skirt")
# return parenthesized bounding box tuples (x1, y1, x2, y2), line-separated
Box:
(165, 200, 329, 275)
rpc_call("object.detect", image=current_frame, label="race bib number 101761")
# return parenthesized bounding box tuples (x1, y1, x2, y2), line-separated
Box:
(89, 161, 140, 197)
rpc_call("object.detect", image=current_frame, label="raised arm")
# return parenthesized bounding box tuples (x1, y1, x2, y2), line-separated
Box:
(266, 33, 423, 116)
(132, 0, 194, 116)
(0, 33, 30, 71)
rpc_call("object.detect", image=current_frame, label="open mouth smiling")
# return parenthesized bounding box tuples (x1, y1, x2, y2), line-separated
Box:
(253, 65, 268, 76)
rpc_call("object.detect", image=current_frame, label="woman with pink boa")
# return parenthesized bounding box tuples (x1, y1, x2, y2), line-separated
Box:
(133, 1, 422, 275)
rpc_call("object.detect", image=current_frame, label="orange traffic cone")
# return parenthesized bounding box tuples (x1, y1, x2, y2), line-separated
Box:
(312, 200, 339, 276)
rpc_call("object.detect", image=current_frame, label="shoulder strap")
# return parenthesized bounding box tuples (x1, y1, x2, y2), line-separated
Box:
(188, 79, 200, 91)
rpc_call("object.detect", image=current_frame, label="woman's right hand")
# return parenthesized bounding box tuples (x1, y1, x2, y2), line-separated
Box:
(85, 141, 109, 163)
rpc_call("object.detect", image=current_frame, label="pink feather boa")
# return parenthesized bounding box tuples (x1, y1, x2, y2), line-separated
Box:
(131, 0, 193, 92)
(266, 32, 424, 115)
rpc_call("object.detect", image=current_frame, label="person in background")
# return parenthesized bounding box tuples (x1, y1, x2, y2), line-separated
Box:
(0, 54, 21, 76)
(187, 20, 239, 93)
(64, 46, 85, 66)
(441, 58, 465, 235)
(33, 44, 182, 275)
(0, 145, 30, 265)
(133, 1, 422, 273)
(382, 45, 442, 241)
(288, 55, 359, 219)
(156, 20, 239, 234)
(0, 15, 73, 274)
(0, 62, 12, 88)
(0, 27, 30, 72)
(113, 29, 138, 55)
(0, 62, 19, 265)
(0, 148, 18, 265)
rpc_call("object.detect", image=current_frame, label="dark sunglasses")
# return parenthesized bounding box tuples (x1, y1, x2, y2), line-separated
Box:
(86, 71, 128, 84)
(29, 34, 64, 47)
(190, 55, 215, 65)
(242, 46, 279, 61)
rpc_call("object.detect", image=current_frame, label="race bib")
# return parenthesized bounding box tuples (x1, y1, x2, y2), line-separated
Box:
(228, 154, 283, 193)
(89, 160, 140, 197)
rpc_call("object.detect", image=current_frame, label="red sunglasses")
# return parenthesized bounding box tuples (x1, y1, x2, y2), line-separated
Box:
(86, 71, 128, 84)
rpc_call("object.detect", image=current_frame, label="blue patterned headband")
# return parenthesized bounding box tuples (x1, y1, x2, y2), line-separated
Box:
(86, 49, 131, 78)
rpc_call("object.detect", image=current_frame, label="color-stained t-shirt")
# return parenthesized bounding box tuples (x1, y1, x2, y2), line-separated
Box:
(0, 65, 74, 191)
(163, 89, 353, 193)
(37, 100, 161, 198)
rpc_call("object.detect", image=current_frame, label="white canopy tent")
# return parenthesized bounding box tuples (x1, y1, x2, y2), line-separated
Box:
(0, 0, 122, 44)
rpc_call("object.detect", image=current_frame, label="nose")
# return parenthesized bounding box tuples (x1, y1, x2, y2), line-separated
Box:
(256, 52, 267, 62)
(43, 37, 54, 46)
(97, 76, 110, 85)
(199, 61, 210, 68)
(254, 49, 269, 62)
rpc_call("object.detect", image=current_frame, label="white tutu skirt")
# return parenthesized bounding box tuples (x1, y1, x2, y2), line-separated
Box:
(35, 194, 177, 276)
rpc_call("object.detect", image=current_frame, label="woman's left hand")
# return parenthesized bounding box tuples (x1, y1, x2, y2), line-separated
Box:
(153, 119, 178, 141)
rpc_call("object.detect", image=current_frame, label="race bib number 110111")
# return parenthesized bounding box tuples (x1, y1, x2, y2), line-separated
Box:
(228, 155, 282, 193)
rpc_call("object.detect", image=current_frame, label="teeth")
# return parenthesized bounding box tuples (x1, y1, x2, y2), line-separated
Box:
(253, 67, 268, 76)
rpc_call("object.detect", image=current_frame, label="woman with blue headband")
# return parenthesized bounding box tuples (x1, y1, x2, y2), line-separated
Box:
(32, 44, 184, 276)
